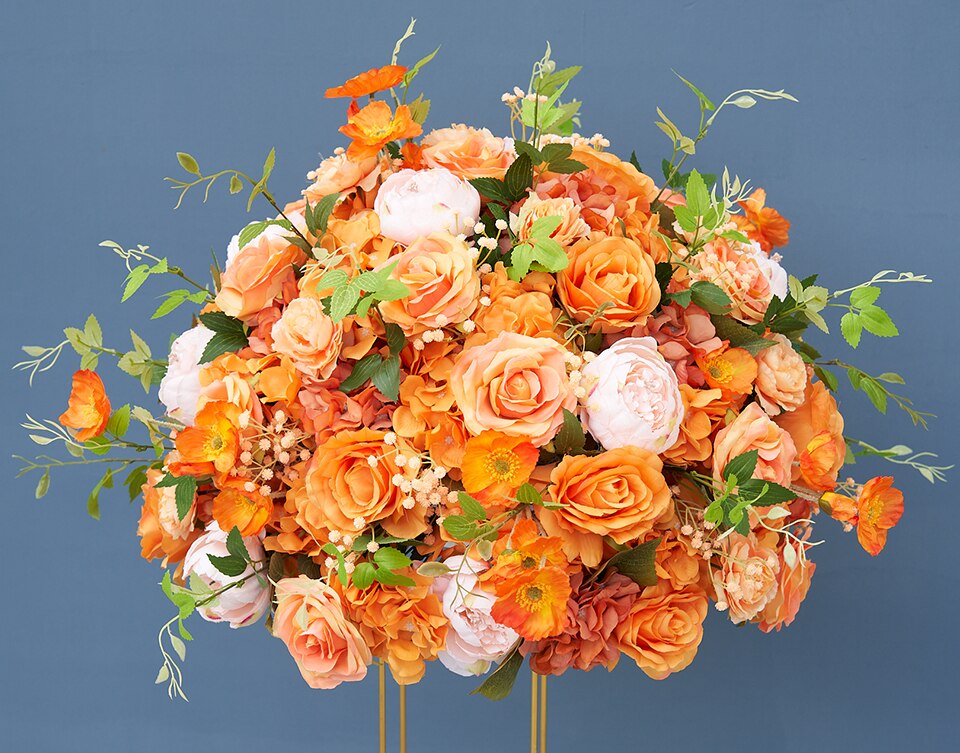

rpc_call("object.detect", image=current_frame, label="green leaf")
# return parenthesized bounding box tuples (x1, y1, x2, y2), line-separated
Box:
(374, 279, 410, 302)
(330, 283, 361, 322)
(685, 170, 710, 216)
(711, 316, 776, 356)
(814, 366, 839, 392)
(370, 355, 401, 401)
(261, 147, 276, 183)
(354, 270, 384, 293)
(604, 537, 661, 587)
(672, 205, 698, 233)
(513, 140, 543, 164)
(457, 492, 487, 521)
(690, 281, 732, 314)
(122, 265, 151, 302)
(403, 46, 440, 86)
(373, 569, 416, 587)
(859, 305, 899, 337)
(313, 192, 341, 234)
(384, 322, 405, 356)
(553, 409, 585, 454)
(175, 475, 196, 521)
(738, 479, 797, 506)
(442, 515, 479, 541)
(840, 312, 863, 348)
(106, 404, 131, 437)
(199, 331, 248, 364)
(35, 470, 50, 499)
(546, 158, 587, 174)
(471, 646, 523, 701)
(723, 450, 759, 484)
(849, 286, 881, 308)
(529, 215, 562, 239)
(351, 562, 376, 590)
(198, 311, 245, 335)
(541, 143, 572, 164)
(469, 177, 511, 204)
(207, 554, 247, 577)
(229, 174, 243, 194)
(87, 467, 114, 520)
(151, 290, 189, 319)
(515, 483, 542, 506)
(875, 371, 906, 384)
(177, 152, 200, 176)
(503, 153, 533, 201)
(860, 378, 888, 414)
(226, 526, 250, 561)
(338, 354, 383, 393)
(674, 71, 715, 110)
(373, 547, 413, 571)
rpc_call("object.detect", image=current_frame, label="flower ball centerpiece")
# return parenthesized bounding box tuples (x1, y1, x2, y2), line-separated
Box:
(17, 25, 945, 715)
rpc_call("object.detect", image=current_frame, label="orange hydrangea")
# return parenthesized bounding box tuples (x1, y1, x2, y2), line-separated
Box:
(460, 431, 539, 506)
(823, 476, 904, 556)
(736, 188, 790, 252)
(339, 101, 422, 161)
(325, 65, 407, 99)
(173, 401, 241, 476)
(212, 488, 272, 537)
(59, 370, 111, 442)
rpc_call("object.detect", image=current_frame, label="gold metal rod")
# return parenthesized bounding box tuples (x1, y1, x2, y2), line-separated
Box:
(399, 682, 407, 753)
(530, 669, 539, 753)
(539, 674, 547, 753)
(378, 661, 386, 753)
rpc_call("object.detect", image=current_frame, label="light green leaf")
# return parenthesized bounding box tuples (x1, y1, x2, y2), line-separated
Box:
(373, 547, 412, 571)
(457, 492, 487, 521)
(106, 404, 131, 437)
(840, 312, 863, 348)
(850, 286, 881, 308)
(177, 152, 200, 175)
(859, 305, 899, 337)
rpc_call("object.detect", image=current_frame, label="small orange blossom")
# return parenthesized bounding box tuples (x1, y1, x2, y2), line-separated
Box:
(340, 101, 422, 161)
(59, 370, 111, 442)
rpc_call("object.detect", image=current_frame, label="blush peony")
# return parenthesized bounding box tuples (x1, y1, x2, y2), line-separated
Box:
(374, 167, 480, 245)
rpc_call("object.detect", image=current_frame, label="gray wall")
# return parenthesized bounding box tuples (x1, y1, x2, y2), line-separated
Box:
(2, 1, 958, 750)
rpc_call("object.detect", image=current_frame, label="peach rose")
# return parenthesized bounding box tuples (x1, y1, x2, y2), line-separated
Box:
(271, 297, 343, 379)
(758, 546, 815, 632)
(273, 575, 372, 689)
(754, 334, 806, 415)
(469, 264, 560, 346)
(450, 332, 576, 446)
(309, 210, 398, 276)
(663, 385, 724, 466)
(537, 146, 658, 231)
(775, 380, 845, 491)
(581, 337, 685, 453)
(616, 582, 708, 680)
(378, 232, 481, 334)
(558, 234, 660, 332)
(216, 230, 304, 322)
(688, 239, 773, 324)
(542, 447, 672, 567)
(303, 152, 385, 204)
(713, 533, 780, 624)
(335, 572, 448, 685)
(137, 468, 197, 566)
(299, 428, 429, 541)
(420, 124, 515, 180)
(713, 402, 797, 487)
(510, 194, 589, 248)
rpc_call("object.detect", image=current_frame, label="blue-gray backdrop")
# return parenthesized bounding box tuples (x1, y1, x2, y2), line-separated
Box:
(2, 1, 958, 751)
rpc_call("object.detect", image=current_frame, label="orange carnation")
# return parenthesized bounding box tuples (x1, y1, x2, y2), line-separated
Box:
(736, 188, 790, 252)
(211, 488, 272, 537)
(325, 65, 407, 99)
(339, 101, 422, 161)
(542, 448, 672, 567)
(59, 370, 111, 442)
(460, 431, 539, 506)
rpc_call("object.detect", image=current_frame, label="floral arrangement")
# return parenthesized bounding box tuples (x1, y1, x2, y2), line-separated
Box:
(16, 28, 947, 703)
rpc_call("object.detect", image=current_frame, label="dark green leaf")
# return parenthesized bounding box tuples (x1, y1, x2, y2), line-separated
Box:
(226, 526, 250, 561)
(723, 450, 759, 484)
(604, 538, 661, 587)
(207, 554, 247, 577)
(553, 409, 585, 455)
(738, 479, 797, 506)
(690, 281, 732, 314)
(198, 311, 245, 335)
(313, 192, 341, 234)
(472, 646, 524, 701)
(385, 322, 405, 356)
(199, 331, 248, 364)
(370, 355, 401, 401)
(541, 143, 573, 164)
(546, 159, 587, 174)
(503, 153, 533, 201)
(338, 354, 383, 393)
(469, 177, 511, 204)
(513, 140, 542, 164)
(175, 475, 196, 521)
(297, 554, 322, 580)
(711, 316, 776, 356)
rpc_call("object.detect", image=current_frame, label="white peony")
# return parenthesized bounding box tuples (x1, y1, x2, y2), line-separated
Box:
(157, 325, 215, 426)
(373, 167, 481, 246)
(430, 555, 519, 676)
(746, 242, 788, 300)
(581, 336, 685, 453)
(182, 522, 271, 629)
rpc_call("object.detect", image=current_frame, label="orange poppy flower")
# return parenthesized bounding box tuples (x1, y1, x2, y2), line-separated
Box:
(174, 401, 241, 476)
(212, 488, 272, 537)
(460, 431, 539, 505)
(737, 188, 790, 252)
(325, 65, 407, 99)
(59, 370, 111, 442)
(489, 566, 571, 641)
(696, 345, 758, 397)
(339, 101, 422, 161)
(823, 476, 904, 556)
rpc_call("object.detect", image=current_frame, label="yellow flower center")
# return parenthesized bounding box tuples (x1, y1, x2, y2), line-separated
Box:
(483, 449, 520, 482)
(862, 495, 884, 525)
(517, 584, 546, 611)
(706, 357, 733, 383)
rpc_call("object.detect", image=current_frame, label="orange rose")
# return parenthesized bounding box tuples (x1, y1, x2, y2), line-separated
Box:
(216, 231, 304, 322)
(775, 379, 845, 491)
(420, 124, 515, 179)
(450, 332, 576, 446)
(137, 468, 197, 566)
(713, 403, 797, 488)
(303, 153, 385, 204)
(378, 232, 480, 335)
(537, 146, 658, 231)
(273, 576, 372, 689)
(689, 238, 773, 324)
(616, 582, 708, 680)
(335, 572, 448, 685)
(557, 234, 660, 332)
(271, 297, 343, 379)
(59, 370, 110, 442)
(510, 194, 589, 248)
(663, 386, 724, 466)
(541, 448, 672, 567)
(299, 428, 429, 542)
(469, 270, 560, 346)
(754, 334, 806, 415)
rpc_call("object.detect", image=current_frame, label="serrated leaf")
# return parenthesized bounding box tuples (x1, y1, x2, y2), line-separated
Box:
(723, 450, 759, 484)
(151, 291, 189, 319)
(351, 562, 376, 590)
(554, 409, 585, 454)
(469, 177, 511, 204)
(207, 554, 247, 577)
(515, 483, 543, 506)
(859, 305, 899, 337)
(330, 283, 361, 322)
(373, 547, 412, 571)
(442, 515, 479, 541)
(370, 355, 400, 401)
(504, 153, 533, 201)
(850, 286, 881, 308)
(840, 312, 863, 348)
(738, 479, 797, 506)
(457, 492, 487, 521)
(690, 281, 732, 314)
(199, 331, 248, 364)
(338, 353, 383, 393)
(685, 170, 710, 216)
(226, 526, 250, 561)
(313, 192, 341, 234)
(513, 140, 542, 164)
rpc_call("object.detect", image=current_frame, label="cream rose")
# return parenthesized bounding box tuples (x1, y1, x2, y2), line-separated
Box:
(450, 332, 576, 446)
(374, 168, 481, 245)
(158, 325, 215, 426)
(271, 297, 343, 379)
(377, 232, 481, 334)
(182, 522, 270, 628)
(581, 337, 684, 453)
(431, 556, 519, 676)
